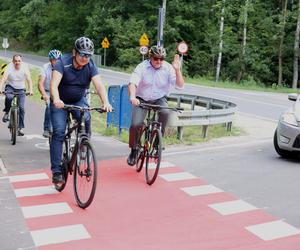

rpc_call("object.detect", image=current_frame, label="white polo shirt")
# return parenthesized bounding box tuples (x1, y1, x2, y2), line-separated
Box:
(129, 59, 177, 101)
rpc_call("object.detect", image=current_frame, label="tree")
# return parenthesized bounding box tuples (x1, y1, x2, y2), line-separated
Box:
(293, 0, 300, 89)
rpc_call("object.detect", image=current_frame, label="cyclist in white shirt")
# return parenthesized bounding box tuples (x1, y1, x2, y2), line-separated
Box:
(127, 45, 184, 165)
(0, 54, 33, 136)
(38, 49, 62, 138)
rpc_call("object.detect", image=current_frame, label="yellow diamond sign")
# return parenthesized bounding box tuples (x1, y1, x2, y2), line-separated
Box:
(139, 33, 149, 46)
(101, 37, 110, 49)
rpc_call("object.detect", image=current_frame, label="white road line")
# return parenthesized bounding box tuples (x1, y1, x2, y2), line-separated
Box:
(159, 172, 197, 182)
(148, 161, 175, 169)
(245, 220, 300, 241)
(181, 185, 224, 196)
(208, 199, 258, 215)
(0, 173, 49, 183)
(0, 157, 8, 175)
(22, 202, 73, 219)
(31, 224, 91, 247)
(14, 186, 58, 198)
(164, 138, 271, 156)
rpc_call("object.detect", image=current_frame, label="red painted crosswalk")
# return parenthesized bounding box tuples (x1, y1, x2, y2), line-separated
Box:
(3, 158, 300, 249)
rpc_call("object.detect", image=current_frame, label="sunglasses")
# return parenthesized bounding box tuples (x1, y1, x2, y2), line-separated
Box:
(153, 57, 164, 61)
(77, 52, 92, 58)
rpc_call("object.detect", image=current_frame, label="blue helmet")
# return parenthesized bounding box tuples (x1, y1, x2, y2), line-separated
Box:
(48, 49, 62, 60)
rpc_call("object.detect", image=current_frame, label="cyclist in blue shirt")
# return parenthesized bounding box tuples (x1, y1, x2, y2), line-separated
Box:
(50, 37, 112, 185)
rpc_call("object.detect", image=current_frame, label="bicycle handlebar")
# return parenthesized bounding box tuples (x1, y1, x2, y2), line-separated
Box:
(63, 104, 110, 113)
(1, 91, 31, 96)
(139, 103, 184, 112)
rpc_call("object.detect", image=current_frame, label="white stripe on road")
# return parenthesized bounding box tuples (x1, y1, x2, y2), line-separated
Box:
(0, 173, 49, 183)
(22, 202, 72, 219)
(148, 161, 175, 169)
(0, 157, 8, 175)
(14, 186, 58, 198)
(208, 199, 258, 215)
(159, 172, 197, 182)
(181, 185, 224, 196)
(31, 224, 91, 247)
(245, 220, 300, 241)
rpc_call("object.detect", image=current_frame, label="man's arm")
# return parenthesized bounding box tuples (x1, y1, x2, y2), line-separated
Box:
(38, 75, 49, 101)
(50, 70, 64, 108)
(25, 70, 33, 95)
(91, 74, 112, 111)
(172, 54, 184, 88)
(128, 82, 140, 106)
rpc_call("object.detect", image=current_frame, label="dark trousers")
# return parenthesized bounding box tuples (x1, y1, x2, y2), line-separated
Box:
(129, 96, 169, 149)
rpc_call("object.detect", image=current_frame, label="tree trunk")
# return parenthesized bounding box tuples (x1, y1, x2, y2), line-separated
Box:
(293, 0, 300, 89)
(215, 0, 226, 82)
(237, 0, 249, 83)
(278, 0, 288, 86)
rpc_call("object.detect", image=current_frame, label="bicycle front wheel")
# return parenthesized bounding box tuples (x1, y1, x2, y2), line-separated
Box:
(73, 139, 97, 209)
(145, 128, 162, 185)
(10, 109, 18, 145)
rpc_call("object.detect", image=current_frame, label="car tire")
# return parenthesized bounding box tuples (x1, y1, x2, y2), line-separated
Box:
(273, 129, 296, 158)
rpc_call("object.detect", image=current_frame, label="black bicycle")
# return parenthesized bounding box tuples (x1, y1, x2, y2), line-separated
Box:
(3, 91, 29, 145)
(135, 103, 182, 185)
(55, 104, 107, 209)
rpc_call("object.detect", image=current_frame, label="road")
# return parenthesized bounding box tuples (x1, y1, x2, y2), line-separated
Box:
(0, 50, 300, 249)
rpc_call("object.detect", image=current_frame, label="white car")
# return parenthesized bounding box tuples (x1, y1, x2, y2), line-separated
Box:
(274, 93, 300, 158)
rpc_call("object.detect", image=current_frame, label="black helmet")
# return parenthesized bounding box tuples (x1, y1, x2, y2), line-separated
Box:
(75, 37, 94, 55)
(149, 45, 166, 58)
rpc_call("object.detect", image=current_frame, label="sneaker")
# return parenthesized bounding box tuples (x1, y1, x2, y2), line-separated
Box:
(127, 148, 138, 166)
(43, 130, 51, 138)
(2, 113, 9, 123)
(52, 172, 64, 184)
(18, 129, 24, 136)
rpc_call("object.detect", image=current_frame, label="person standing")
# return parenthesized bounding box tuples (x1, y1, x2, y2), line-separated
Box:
(127, 45, 184, 166)
(50, 36, 112, 185)
(38, 49, 62, 138)
(0, 54, 33, 136)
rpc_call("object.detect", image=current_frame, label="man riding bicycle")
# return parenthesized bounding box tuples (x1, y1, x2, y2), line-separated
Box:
(127, 45, 185, 166)
(50, 36, 112, 185)
(38, 49, 62, 138)
(0, 54, 33, 136)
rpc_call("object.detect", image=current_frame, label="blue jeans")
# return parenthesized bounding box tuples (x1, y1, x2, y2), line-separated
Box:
(43, 91, 52, 132)
(50, 97, 91, 174)
(3, 85, 26, 129)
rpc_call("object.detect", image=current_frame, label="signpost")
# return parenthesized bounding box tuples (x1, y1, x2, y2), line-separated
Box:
(2, 38, 9, 56)
(176, 41, 189, 70)
(139, 33, 149, 61)
(101, 37, 110, 66)
(139, 45, 149, 61)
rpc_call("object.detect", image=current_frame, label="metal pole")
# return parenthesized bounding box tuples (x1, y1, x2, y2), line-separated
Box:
(157, 0, 167, 47)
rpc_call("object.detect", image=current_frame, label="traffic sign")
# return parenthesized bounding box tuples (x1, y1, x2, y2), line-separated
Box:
(101, 37, 110, 49)
(1, 63, 7, 76)
(139, 33, 149, 46)
(139, 46, 148, 55)
(177, 41, 189, 54)
(2, 37, 9, 49)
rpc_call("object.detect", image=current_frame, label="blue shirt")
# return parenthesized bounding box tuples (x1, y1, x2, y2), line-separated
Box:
(53, 53, 99, 104)
(129, 59, 176, 101)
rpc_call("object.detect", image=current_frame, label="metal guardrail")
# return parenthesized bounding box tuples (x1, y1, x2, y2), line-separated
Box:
(167, 93, 237, 140)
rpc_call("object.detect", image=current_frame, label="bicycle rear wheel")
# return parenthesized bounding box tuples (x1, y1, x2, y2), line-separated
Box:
(10, 109, 17, 145)
(74, 138, 97, 208)
(136, 127, 147, 172)
(145, 128, 162, 185)
(55, 139, 70, 192)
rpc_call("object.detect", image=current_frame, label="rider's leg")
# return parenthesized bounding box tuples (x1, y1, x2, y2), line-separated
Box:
(3, 85, 14, 114)
(155, 96, 169, 136)
(50, 102, 67, 177)
(71, 97, 91, 136)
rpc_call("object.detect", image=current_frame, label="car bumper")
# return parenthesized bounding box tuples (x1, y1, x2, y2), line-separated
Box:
(277, 120, 300, 152)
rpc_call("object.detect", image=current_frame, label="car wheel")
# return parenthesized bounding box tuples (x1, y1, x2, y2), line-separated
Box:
(273, 129, 295, 158)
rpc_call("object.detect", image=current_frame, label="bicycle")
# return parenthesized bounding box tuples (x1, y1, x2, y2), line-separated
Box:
(135, 103, 182, 185)
(55, 104, 107, 209)
(2, 91, 29, 145)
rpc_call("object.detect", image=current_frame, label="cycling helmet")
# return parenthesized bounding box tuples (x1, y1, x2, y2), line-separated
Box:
(75, 37, 94, 55)
(48, 49, 62, 60)
(149, 45, 166, 58)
